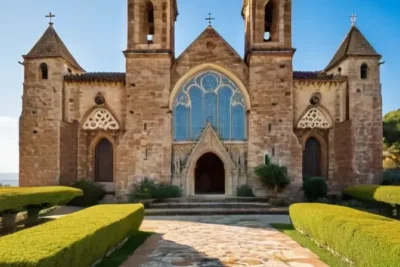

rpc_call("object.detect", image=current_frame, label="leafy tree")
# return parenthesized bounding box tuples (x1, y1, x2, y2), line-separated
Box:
(254, 155, 290, 197)
(383, 109, 400, 168)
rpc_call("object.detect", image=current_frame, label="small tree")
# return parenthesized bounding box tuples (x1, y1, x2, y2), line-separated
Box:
(254, 155, 290, 197)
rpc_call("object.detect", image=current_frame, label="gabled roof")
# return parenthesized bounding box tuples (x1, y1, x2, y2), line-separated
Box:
(24, 24, 84, 71)
(325, 26, 380, 71)
(175, 26, 245, 66)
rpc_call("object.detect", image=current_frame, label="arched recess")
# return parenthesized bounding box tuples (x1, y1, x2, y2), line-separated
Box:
(181, 124, 238, 196)
(301, 130, 328, 179)
(169, 63, 251, 111)
(195, 152, 225, 194)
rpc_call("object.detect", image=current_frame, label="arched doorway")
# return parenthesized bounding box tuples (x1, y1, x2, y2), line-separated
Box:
(94, 138, 114, 182)
(195, 153, 225, 195)
(303, 137, 322, 177)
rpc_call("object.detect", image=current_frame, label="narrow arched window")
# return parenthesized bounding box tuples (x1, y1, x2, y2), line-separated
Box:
(361, 63, 368, 79)
(40, 63, 48, 80)
(146, 2, 155, 43)
(264, 0, 276, 41)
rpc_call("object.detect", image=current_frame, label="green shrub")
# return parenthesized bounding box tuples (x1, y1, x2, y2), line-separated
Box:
(344, 185, 400, 205)
(254, 156, 290, 197)
(68, 180, 105, 207)
(130, 178, 182, 201)
(290, 203, 400, 267)
(0, 186, 83, 214)
(382, 169, 400, 185)
(302, 177, 327, 201)
(0, 204, 144, 267)
(236, 185, 255, 197)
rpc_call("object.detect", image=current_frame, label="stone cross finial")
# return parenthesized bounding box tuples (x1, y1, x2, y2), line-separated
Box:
(205, 13, 215, 26)
(350, 13, 357, 26)
(46, 12, 56, 25)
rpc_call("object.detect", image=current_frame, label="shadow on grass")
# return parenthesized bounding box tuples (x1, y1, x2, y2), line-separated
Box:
(97, 231, 153, 267)
(271, 223, 348, 267)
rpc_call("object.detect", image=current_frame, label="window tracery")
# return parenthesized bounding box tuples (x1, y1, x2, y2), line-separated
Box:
(173, 71, 246, 141)
(83, 108, 119, 131)
(297, 108, 330, 129)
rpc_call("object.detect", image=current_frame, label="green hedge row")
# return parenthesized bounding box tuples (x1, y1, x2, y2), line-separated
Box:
(0, 186, 83, 213)
(290, 203, 400, 267)
(0, 204, 145, 267)
(344, 185, 400, 205)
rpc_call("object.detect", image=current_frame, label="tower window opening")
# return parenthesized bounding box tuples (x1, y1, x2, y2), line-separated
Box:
(361, 63, 368, 79)
(264, 1, 276, 42)
(147, 2, 155, 43)
(40, 63, 48, 80)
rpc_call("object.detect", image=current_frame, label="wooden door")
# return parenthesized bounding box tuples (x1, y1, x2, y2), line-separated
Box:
(303, 137, 322, 178)
(95, 138, 114, 182)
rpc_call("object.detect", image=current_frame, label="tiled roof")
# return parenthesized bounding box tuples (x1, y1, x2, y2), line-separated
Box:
(293, 71, 346, 81)
(64, 72, 126, 83)
(325, 26, 380, 71)
(24, 24, 84, 71)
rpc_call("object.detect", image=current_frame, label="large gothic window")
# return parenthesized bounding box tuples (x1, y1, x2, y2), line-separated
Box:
(173, 71, 247, 141)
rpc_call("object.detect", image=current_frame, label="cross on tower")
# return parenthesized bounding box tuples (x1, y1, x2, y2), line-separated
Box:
(205, 13, 215, 26)
(46, 12, 56, 25)
(350, 13, 357, 26)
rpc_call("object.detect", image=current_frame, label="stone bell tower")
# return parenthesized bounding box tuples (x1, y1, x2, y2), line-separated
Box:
(117, 0, 178, 195)
(242, 0, 303, 190)
(19, 18, 84, 186)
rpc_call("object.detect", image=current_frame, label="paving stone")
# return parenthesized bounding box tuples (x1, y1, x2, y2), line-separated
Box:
(122, 215, 328, 267)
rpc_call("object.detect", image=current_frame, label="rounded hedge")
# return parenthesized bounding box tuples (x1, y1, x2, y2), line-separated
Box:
(302, 177, 327, 201)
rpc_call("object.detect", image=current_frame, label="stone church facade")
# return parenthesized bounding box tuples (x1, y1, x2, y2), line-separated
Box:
(19, 0, 383, 200)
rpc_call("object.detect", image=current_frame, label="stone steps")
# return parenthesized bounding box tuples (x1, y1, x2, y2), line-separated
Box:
(145, 207, 288, 216)
(144, 196, 288, 216)
(150, 202, 272, 209)
(154, 196, 270, 203)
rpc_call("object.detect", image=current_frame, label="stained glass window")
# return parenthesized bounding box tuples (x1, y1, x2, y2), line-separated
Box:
(173, 71, 247, 141)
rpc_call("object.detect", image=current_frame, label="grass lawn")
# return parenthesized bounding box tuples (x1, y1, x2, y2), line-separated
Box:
(271, 224, 349, 267)
(97, 231, 153, 267)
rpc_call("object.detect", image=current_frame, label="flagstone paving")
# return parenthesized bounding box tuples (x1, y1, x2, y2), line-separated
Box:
(122, 215, 328, 267)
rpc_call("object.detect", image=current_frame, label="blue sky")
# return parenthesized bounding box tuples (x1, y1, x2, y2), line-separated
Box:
(0, 0, 399, 173)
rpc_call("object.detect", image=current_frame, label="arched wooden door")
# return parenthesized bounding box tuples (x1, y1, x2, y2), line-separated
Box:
(303, 137, 322, 178)
(94, 138, 114, 182)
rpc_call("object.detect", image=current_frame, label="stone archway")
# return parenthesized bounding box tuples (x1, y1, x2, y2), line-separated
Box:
(195, 153, 225, 195)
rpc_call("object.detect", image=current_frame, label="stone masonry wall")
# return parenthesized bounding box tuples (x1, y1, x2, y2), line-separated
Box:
(116, 54, 172, 199)
(247, 54, 302, 196)
(338, 57, 383, 184)
(59, 121, 78, 186)
(172, 27, 249, 88)
(20, 58, 66, 186)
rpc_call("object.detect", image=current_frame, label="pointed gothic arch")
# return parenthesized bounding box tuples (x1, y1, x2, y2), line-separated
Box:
(170, 63, 251, 111)
(171, 69, 248, 141)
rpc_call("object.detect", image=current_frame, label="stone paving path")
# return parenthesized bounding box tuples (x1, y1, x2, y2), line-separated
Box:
(122, 215, 328, 267)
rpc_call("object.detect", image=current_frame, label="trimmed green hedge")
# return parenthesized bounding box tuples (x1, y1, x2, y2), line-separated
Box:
(0, 186, 83, 213)
(0, 204, 144, 267)
(344, 185, 400, 205)
(290, 203, 400, 267)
